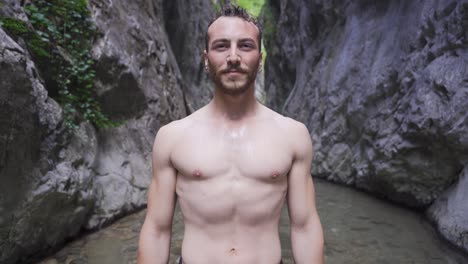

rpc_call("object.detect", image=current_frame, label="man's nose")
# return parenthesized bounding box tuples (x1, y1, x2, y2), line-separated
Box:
(227, 47, 240, 64)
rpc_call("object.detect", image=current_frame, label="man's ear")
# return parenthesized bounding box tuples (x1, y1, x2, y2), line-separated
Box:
(258, 51, 263, 71)
(204, 50, 209, 72)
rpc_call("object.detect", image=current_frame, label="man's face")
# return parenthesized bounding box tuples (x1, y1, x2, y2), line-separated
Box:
(204, 16, 262, 96)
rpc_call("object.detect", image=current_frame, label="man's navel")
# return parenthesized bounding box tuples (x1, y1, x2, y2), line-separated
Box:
(228, 247, 238, 256)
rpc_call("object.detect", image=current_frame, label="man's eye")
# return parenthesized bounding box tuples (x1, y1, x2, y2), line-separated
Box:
(214, 44, 227, 49)
(241, 43, 254, 49)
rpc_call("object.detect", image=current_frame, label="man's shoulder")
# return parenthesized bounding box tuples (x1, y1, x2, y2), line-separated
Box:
(155, 105, 209, 141)
(156, 117, 191, 141)
(262, 106, 309, 135)
(261, 106, 312, 156)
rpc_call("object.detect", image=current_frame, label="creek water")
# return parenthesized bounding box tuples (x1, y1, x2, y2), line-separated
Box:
(41, 179, 468, 264)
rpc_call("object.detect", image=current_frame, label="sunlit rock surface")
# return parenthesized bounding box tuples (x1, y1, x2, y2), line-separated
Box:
(264, 0, 468, 252)
(85, 0, 187, 229)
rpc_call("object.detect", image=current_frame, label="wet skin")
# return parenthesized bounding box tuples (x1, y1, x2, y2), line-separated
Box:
(138, 16, 324, 264)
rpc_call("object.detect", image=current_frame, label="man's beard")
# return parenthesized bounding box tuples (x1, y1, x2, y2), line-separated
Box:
(208, 61, 259, 96)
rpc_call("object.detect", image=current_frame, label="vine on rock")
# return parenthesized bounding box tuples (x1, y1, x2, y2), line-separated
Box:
(1, 0, 117, 131)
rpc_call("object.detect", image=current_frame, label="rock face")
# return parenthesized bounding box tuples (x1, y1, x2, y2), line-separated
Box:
(428, 165, 468, 253)
(0, 0, 214, 262)
(163, 0, 215, 113)
(265, 0, 468, 253)
(85, 0, 187, 229)
(0, 26, 96, 263)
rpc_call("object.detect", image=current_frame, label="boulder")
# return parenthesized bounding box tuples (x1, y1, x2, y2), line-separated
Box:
(428, 165, 468, 252)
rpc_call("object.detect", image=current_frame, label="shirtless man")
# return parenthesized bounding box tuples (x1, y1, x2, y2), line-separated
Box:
(137, 4, 324, 264)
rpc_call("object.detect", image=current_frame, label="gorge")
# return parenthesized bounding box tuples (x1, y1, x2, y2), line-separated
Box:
(1, 0, 467, 262)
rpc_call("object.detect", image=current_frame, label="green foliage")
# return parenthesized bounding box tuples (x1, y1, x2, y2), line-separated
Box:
(1, 0, 116, 131)
(235, 0, 265, 17)
(211, 0, 228, 12)
(232, 0, 273, 67)
(0, 17, 52, 61)
(1, 17, 29, 35)
(259, 1, 278, 45)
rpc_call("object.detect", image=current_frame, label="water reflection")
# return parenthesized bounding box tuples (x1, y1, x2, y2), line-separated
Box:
(304, 179, 468, 264)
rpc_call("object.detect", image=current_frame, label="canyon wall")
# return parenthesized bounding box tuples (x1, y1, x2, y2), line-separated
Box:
(2, 0, 468, 261)
(0, 0, 213, 262)
(264, 0, 468, 253)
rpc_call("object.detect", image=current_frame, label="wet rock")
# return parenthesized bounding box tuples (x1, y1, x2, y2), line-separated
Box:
(428, 165, 468, 252)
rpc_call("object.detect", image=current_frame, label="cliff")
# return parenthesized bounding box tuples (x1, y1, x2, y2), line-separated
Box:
(264, 0, 468, 253)
(0, 0, 212, 262)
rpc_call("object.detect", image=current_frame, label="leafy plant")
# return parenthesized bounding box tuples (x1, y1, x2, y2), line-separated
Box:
(235, 0, 265, 17)
(1, 0, 117, 131)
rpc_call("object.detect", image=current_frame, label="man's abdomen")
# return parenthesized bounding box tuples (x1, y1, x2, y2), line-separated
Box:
(181, 223, 283, 264)
(176, 177, 286, 263)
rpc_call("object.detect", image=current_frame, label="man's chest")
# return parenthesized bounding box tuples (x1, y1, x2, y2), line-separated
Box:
(170, 128, 293, 181)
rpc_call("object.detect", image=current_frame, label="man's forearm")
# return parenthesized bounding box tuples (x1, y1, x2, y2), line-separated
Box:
(137, 222, 172, 264)
(290, 220, 324, 264)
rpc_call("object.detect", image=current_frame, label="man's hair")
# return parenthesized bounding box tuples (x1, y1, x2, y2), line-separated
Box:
(205, 3, 262, 51)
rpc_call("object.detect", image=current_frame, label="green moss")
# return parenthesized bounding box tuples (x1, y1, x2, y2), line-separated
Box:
(0, 17, 29, 35)
(0, 17, 52, 59)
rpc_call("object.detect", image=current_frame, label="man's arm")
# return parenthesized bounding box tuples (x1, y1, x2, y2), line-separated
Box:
(287, 122, 324, 264)
(138, 125, 178, 264)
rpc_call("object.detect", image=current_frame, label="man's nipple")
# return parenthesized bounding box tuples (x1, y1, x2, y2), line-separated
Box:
(192, 169, 202, 178)
(271, 172, 280, 180)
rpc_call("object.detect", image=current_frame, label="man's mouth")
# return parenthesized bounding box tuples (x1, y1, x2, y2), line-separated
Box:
(223, 69, 245, 74)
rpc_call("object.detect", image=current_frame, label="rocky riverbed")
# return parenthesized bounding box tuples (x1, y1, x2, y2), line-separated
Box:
(39, 179, 468, 264)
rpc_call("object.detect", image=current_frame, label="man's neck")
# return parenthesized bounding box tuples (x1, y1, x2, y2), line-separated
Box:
(209, 87, 259, 123)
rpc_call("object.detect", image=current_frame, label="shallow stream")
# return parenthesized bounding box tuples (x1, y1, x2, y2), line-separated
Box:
(41, 179, 468, 264)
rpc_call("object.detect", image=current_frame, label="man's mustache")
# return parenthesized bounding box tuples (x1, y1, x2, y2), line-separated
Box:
(220, 66, 247, 74)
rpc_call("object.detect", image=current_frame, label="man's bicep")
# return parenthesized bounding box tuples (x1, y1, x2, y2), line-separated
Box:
(287, 160, 317, 228)
(145, 126, 178, 230)
(287, 123, 317, 227)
